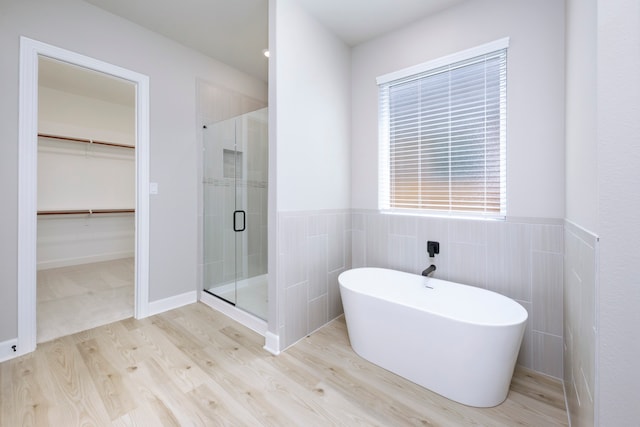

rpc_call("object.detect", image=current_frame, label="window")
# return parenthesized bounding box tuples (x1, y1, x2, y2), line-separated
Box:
(378, 38, 508, 218)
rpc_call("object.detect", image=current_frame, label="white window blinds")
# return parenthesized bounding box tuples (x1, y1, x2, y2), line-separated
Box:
(378, 39, 508, 218)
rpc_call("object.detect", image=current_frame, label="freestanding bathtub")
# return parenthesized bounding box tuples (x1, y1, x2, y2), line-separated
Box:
(338, 267, 527, 408)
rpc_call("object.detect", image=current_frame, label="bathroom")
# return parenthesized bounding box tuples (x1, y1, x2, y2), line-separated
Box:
(239, 1, 624, 424)
(0, 0, 638, 426)
(274, 0, 567, 381)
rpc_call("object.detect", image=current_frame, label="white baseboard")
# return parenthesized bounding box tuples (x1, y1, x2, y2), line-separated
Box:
(148, 290, 197, 317)
(264, 331, 280, 355)
(37, 251, 134, 270)
(0, 338, 19, 363)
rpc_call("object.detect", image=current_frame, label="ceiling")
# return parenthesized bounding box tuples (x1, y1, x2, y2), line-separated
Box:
(295, 0, 466, 46)
(84, 0, 466, 82)
(84, 0, 270, 82)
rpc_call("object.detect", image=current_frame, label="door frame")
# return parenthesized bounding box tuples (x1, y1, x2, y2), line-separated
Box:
(17, 36, 150, 355)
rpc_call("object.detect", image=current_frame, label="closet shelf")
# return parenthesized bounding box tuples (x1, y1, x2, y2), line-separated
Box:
(38, 133, 135, 149)
(37, 209, 135, 216)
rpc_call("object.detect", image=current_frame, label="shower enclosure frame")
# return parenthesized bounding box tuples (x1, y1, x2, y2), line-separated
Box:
(201, 107, 268, 326)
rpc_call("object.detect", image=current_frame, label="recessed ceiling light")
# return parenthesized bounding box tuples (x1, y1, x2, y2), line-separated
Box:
(262, 49, 270, 58)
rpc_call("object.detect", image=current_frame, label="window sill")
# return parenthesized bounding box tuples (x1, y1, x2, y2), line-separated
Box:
(379, 209, 506, 222)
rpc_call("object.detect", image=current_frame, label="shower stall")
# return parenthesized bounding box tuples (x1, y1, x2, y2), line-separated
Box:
(202, 107, 268, 320)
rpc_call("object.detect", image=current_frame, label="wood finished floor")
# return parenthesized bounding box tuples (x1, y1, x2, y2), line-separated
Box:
(0, 303, 569, 426)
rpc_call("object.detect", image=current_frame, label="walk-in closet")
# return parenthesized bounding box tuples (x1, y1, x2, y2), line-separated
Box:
(36, 57, 136, 342)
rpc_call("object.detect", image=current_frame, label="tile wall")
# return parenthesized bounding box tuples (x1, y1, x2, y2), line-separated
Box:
(564, 221, 597, 426)
(278, 209, 565, 379)
(277, 210, 352, 348)
(352, 211, 564, 378)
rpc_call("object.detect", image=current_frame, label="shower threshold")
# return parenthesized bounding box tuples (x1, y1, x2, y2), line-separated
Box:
(200, 283, 267, 337)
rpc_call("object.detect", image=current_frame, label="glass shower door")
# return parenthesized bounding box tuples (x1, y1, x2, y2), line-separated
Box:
(203, 108, 268, 319)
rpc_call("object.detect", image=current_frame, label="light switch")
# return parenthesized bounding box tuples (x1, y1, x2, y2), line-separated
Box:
(150, 182, 158, 194)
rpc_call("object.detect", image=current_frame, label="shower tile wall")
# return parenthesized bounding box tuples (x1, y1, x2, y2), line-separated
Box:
(196, 80, 267, 293)
(278, 210, 352, 348)
(564, 221, 597, 426)
(204, 113, 268, 286)
(246, 116, 269, 278)
(351, 211, 565, 379)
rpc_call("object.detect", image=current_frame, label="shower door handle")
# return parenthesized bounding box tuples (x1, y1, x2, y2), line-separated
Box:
(233, 210, 246, 232)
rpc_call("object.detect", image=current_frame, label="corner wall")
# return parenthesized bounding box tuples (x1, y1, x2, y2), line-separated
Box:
(271, 0, 352, 349)
(564, 0, 598, 424)
(565, 1, 640, 425)
(596, 0, 640, 424)
(273, 0, 351, 213)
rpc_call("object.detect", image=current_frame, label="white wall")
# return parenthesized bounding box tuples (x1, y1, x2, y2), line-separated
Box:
(37, 84, 136, 270)
(565, 0, 598, 232)
(351, 0, 566, 219)
(38, 139, 135, 210)
(270, 0, 352, 350)
(0, 0, 267, 343)
(39, 86, 135, 146)
(37, 215, 135, 270)
(38, 87, 136, 210)
(596, 0, 640, 424)
(563, 0, 598, 424)
(274, 0, 351, 212)
(565, 1, 640, 424)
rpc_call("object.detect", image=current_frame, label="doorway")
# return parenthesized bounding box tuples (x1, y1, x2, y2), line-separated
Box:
(36, 57, 136, 342)
(17, 37, 150, 356)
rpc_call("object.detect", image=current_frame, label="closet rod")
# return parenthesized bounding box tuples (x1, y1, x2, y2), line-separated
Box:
(38, 133, 135, 149)
(37, 209, 135, 216)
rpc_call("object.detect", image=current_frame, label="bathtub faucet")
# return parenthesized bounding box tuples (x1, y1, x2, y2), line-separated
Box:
(422, 264, 436, 277)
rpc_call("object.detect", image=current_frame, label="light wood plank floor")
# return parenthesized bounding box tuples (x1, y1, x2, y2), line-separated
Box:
(0, 303, 569, 426)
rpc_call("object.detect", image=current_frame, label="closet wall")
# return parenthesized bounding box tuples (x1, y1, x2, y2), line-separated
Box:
(37, 58, 136, 270)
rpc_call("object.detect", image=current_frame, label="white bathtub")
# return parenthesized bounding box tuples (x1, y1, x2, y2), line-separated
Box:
(338, 267, 527, 407)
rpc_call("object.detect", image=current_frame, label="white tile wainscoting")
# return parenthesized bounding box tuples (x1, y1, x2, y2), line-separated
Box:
(564, 220, 598, 426)
(277, 210, 352, 348)
(278, 209, 566, 381)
